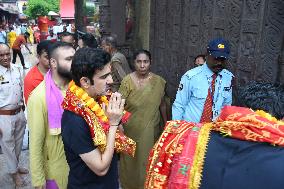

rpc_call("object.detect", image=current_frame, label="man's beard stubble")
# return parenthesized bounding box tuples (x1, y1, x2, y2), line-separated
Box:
(212, 64, 226, 73)
(57, 65, 72, 81)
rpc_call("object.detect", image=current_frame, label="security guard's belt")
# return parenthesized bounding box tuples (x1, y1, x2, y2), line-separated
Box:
(0, 107, 22, 115)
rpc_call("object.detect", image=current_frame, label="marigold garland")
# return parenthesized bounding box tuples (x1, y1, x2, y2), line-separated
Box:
(63, 81, 136, 156)
(69, 81, 131, 126)
(69, 81, 109, 129)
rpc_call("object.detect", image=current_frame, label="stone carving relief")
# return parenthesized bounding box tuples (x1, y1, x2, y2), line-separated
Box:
(149, 0, 284, 99)
(246, 0, 261, 18)
(240, 34, 256, 57)
(215, 0, 226, 17)
(99, 5, 111, 35)
(258, 0, 284, 82)
(226, 0, 242, 74)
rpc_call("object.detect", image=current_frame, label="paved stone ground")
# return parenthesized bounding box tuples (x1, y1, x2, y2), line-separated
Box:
(15, 44, 38, 152)
(0, 45, 37, 189)
(0, 150, 31, 189)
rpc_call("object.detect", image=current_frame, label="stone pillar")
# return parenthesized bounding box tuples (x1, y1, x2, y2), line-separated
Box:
(99, 0, 126, 45)
(277, 38, 284, 83)
(133, 0, 151, 50)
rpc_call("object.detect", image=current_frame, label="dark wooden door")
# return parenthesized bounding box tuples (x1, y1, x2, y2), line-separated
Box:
(149, 0, 284, 99)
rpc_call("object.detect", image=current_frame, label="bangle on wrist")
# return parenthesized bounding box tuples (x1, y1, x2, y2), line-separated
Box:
(110, 124, 119, 127)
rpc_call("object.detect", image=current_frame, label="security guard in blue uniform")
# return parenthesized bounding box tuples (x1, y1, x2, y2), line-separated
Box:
(172, 38, 234, 122)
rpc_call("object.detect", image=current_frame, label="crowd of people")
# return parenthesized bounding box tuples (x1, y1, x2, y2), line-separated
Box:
(0, 26, 283, 189)
(0, 22, 78, 69)
(0, 24, 37, 46)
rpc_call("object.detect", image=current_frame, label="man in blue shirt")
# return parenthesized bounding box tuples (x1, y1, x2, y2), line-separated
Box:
(172, 38, 234, 122)
(146, 82, 284, 189)
(0, 27, 6, 43)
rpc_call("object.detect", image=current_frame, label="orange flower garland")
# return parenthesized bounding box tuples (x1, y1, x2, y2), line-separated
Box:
(63, 81, 136, 156)
(97, 93, 131, 123)
(69, 81, 109, 126)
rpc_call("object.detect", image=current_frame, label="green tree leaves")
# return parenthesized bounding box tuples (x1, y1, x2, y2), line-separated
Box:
(24, 0, 59, 19)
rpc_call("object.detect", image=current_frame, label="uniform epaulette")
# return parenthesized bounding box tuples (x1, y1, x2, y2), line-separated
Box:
(222, 69, 234, 77)
(184, 66, 203, 80)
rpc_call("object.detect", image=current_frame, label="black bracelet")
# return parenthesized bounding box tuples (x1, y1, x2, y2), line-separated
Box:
(110, 120, 122, 127)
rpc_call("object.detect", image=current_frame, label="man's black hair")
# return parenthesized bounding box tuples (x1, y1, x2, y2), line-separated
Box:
(0, 42, 10, 49)
(24, 32, 30, 37)
(238, 82, 284, 120)
(71, 48, 111, 86)
(37, 40, 52, 55)
(194, 54, 206, 62)
(81, 33, 98, 48)
(48, 41, 73, 59)
(133, 49, 152, 61)
(59, 32, 74, 40)
(101, 35, 117, 48)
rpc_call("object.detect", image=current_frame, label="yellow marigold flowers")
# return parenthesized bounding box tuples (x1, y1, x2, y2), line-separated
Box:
(69, 81, 109, 123)
(70, 85, 76, 92)
(97, 110, 104, 116)
(91, 104, 100, 112)
(101, 116, 108, 122)
(100, 96, 108, 104)
(86, 98, 95, 106)
(81, 93, 88, 100)
(76, 88, 84, 97)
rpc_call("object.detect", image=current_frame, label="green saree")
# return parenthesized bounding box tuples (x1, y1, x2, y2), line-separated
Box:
(119, 73, 166, 189)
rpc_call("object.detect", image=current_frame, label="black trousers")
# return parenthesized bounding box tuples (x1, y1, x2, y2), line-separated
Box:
(12, 49, 25, 67)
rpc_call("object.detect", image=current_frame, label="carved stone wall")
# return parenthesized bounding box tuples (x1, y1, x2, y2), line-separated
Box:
(99, 3, 111, 36)
(149, 0, 284, 99)
(99, 0, 135, 62)
(99, 0, 126, 45)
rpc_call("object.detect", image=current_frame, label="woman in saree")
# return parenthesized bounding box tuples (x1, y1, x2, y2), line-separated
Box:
(119, 49, 167, 189)
(27, 25, 34, 44)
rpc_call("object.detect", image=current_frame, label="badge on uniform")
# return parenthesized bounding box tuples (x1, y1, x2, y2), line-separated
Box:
(178, 83, 184, 91)
(0, 75, 4, 82)
(224, 86, 231, 91)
